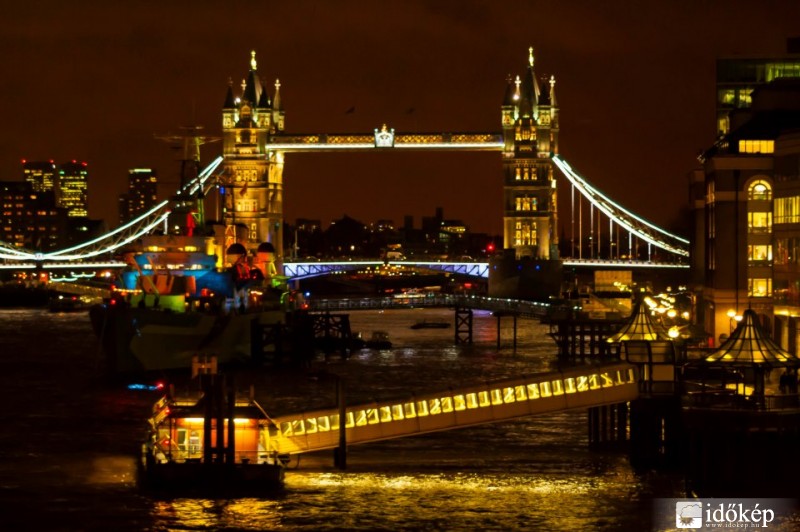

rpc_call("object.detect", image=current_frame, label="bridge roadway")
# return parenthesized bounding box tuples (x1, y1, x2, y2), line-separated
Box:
(268, 362, 637, 455)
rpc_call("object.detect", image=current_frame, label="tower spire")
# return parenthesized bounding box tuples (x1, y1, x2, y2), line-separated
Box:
(273, 79, 282, 110)
(250, 50, 257, 71)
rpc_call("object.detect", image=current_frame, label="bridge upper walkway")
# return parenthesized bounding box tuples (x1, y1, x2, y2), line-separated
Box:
(309, 294, 551, 317)
(269, 362, 637, 455)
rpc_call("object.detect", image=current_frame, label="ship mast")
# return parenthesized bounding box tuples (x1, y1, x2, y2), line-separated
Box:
(155, 125, 220, 232)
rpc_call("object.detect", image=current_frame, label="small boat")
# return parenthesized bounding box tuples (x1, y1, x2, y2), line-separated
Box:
(138, 364, 286, 495)
(48, 294, 91, 313)
(410, 319, 450, 330)
(364, 331, 392, 349)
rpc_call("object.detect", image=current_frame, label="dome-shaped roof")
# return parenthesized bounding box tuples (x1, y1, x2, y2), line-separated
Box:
(226, 243, 247, 256)
(257, 242, 275, 253)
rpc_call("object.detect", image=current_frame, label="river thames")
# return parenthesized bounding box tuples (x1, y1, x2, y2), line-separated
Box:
(0, 306, 794, 531)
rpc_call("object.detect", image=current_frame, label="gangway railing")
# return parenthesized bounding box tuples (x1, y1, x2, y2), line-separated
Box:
(270, 362, 637, 455)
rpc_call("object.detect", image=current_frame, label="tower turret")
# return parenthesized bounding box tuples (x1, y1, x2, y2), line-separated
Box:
(502, 76, 517, 154)
(272, 79, 284, 132)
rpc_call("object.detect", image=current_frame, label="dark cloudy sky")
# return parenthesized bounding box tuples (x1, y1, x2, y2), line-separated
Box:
(2, 1, 799, 236)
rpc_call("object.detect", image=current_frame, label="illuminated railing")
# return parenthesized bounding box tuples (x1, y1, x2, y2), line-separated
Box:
(270, 362, 638, 454)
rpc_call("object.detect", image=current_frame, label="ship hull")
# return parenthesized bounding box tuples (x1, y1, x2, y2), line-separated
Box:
(90, 303, 286, 375)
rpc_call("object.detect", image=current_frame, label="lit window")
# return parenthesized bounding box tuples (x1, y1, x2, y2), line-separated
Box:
(748, 278, 772, 298)
(747, 245, 772, 262)
(739, 140, 774, 154)
(748, 212, 772, 233)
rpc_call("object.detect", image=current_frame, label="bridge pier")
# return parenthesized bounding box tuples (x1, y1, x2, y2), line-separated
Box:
(587, 403, 628, 449)
(492, 311, 518, 350)
(454, 307, 473, 345)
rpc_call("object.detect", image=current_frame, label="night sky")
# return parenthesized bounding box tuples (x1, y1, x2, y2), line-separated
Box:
(2, 1, 799, 236)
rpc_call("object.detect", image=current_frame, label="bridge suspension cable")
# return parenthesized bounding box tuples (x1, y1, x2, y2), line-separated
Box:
(552, 155, 689, 258)
(0, 156, 223, 262)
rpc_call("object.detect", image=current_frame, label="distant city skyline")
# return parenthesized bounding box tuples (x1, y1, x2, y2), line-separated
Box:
(2, 2, 799, 236)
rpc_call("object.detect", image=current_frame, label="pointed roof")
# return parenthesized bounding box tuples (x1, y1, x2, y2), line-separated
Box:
(704, 309, 800, 368)
(257, 77, 271, 108)
(242, 51, 263, 106)
(502, 75, 516, 107)
(519, 47, 540, 119)
(223, 79, 235, 109)
(606, 298, 671, 344)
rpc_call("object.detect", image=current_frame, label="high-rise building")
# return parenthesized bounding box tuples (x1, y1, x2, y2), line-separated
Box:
(0, 180, 67, 250)
(56, 161, 89, 217)
(715, 39, 800, 136)
(119, 168, 158, 225)
(22, 160, 56, 193)
(221, 50, 285, 258)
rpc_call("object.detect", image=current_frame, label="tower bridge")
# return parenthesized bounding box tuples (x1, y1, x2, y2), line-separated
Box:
(1, 48, 689, 299)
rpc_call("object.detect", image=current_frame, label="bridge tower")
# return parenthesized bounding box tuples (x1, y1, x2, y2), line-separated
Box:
(501, 47, 560, 260)
(221, 51, 286, 261)
(490, 47, 562, 301)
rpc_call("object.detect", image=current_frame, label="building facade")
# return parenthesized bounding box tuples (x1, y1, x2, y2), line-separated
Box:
(715, 39, 800, 137)
(0, 181, 67, 251)
(22, 160, 56, 193)
(693, 79, 800, 350)
(56, 161, 89, 217)
(220, 51, 285, 260)
(119, 168, 158, 225)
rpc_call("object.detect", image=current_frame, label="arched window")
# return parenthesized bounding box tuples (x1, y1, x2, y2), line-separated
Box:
(748, 180, 772, 200)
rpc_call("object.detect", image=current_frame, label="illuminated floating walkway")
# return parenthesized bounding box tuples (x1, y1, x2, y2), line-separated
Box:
(270, 362, 637, 455)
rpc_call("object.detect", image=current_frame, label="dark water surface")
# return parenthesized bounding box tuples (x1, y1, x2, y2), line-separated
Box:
(0, 307, 784, 531)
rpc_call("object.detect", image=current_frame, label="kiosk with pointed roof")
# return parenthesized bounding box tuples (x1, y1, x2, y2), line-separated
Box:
(686, 309, 800, 408)
(607, 294, 679, 395)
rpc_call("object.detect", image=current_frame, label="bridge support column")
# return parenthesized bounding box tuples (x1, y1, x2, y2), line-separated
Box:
(334, 376, 347, 470)
(454, 307, 473, 345)
(589, 403, 629, 449)
(493, 312, 519, 350)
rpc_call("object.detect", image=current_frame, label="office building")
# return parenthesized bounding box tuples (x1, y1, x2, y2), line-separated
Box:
(119, 168, 158, 225)
(715, 38, 800, 136)
(22, 160, 56, 193)
(56, 161, 89, 217)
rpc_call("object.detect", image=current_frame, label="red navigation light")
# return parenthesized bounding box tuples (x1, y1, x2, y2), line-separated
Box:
(72, 159, 76, 163)
(155, 382, 165, 390)
(21, 159, 26, 164)
(82, 162, 87, 167)
(486, 243, 495, 253)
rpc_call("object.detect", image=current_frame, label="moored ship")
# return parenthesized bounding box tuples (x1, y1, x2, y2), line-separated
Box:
(89, 126, 307, 376)
(139, 366, 286, 494)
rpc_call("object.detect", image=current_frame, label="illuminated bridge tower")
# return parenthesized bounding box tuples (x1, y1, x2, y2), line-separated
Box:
(491, 47, 562, 300)
(221, 51, 286, 260)
(501, 47, 559, 260)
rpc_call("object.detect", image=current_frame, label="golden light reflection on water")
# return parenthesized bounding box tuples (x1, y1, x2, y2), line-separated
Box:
(292, 471, 599, 496)
(85, 456, 138, 485)
(151, 498, 283, 530)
